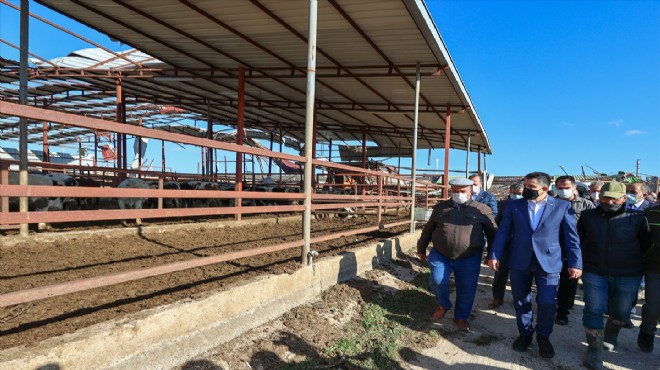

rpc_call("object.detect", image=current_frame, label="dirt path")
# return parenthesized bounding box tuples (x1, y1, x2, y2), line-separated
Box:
(177, 250, 657, 370)
(0, 214, 407, 350)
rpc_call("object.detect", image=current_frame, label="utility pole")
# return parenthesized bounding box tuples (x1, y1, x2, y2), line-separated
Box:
(636, 159, 640, 177)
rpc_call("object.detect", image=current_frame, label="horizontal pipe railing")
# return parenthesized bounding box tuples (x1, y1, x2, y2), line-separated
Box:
(0, 219, 410, 307)
(0, 102, 421, 309)
(0, 101, 304, 162)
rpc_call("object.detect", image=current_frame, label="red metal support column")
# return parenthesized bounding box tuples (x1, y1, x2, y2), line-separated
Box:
(121, 96, 127, 175)
(361, 127, 367, 169)
(268, 131, 274, 177)
(0, 162, 8, 214)
(115, 78, 124, 183)
(157, 177, 164, 209)
(361, 127, 367, 196)
(93, 132, 98, 169)
(42, 100, 49, 166)
(207, 104, 213, 178)
(161, 140, 166, 173)
(377, 174, 383, 226)
(443, 104, 451, 198)
(18, 0, 29, 236)
(236, 66, 245, 220)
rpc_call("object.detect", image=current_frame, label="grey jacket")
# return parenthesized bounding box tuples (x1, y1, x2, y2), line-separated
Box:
(566, 196, 596, 222)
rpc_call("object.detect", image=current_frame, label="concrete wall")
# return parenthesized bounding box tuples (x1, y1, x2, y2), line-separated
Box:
(0, 229, 421, 369)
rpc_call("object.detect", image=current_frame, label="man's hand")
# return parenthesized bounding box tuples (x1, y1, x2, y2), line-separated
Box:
(568, 268, 582, 279)
(416, 252, 427, 262)
(487, 258, 499, 272)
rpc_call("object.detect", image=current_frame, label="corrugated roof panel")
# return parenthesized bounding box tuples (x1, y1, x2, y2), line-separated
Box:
(32, 0, 491, 152)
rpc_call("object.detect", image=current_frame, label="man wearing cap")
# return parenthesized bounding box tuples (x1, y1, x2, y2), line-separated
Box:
(417, 177, 497, 332)
(487, 172, 582, 359)
(578, 181, 650, 369)
(553, 175, 595, 325)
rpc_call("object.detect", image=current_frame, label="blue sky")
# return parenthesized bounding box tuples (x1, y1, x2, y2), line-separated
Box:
(428, 0, 660, 177)
(1, 0, 659, 178)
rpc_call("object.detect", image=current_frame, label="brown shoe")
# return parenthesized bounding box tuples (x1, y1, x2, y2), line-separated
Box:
(488, 299, 504, 309)
(432, 306, 447, 321)
(454, 318, 470, 332)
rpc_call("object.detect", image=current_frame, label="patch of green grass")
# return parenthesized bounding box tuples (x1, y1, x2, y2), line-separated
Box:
(323, 267, 441, 369)
(326, 337, 363, 357)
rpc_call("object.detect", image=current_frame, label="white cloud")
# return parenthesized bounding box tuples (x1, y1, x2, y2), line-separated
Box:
(624, 130, 648, 136)
(559, 121, 574, 127)
(608, 119, 624, 127)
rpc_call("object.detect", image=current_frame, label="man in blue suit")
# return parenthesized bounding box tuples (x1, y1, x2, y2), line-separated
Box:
(487, 172, 582, 359)
(469, 174, 498, 217)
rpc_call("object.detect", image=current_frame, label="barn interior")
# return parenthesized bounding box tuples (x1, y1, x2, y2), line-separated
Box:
(0, 1, 494, 359)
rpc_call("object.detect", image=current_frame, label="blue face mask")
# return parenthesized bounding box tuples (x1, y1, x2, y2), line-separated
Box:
(626, 193, 638, 205)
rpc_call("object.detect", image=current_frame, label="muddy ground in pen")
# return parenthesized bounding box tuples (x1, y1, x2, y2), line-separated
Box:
(0, 214, 408, 350)
(177, 251, 657, 370)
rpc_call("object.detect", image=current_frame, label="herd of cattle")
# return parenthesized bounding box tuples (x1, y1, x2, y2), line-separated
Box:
(6, 172, 306, 215)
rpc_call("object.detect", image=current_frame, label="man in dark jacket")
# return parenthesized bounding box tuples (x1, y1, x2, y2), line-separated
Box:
(469, 174, 498, 217)
(554, 175, 596, 325)
(639, 204, 660, 352)
(417, 177, 497, 332)
(578, 181, 650, 369)
(489, 181, 524, 309)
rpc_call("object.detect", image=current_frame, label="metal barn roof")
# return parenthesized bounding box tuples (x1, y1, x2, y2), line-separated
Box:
(30, 0, 492, 153)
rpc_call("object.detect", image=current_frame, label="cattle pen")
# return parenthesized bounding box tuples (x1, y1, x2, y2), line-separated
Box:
(0, 1, 493, 367)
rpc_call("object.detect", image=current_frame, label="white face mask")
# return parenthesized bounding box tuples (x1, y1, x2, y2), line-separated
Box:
(590, 191, 600, 201)
(510, 194, 523, 200)
(452, 193, 469, 204)
(556, 188, 573, 199)
(471, 185, 480, 194)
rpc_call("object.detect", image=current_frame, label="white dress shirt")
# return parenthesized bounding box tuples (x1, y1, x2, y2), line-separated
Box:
(528, 195, 548, 231)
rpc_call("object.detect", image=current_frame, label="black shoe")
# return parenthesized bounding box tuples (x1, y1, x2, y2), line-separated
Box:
(624, 319, 635, 329)
(512, 335, 533, 352)
(638, 331, 654, 353)
(555, 314, 569, 326)
(537, 335, 555, 359)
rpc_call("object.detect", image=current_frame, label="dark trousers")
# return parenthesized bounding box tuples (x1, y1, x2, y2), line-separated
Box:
(509, 255, 560, 338)
(556, 261, 578, 317)
(640, 272, 660, 335)
(492, 253, 510, 300)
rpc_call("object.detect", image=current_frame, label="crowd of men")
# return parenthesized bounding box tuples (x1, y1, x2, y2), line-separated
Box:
(416, 172, 659, 369)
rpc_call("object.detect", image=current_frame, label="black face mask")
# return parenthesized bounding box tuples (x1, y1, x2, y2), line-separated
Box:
(522, 187, 540, 200)
(599, 203, 623, 213)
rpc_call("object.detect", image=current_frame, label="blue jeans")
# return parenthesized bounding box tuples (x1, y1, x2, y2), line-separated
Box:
(427, 248, 482, 320)
(582, 272, 643, 330)
(640, 272, 660, 335)
(509, 256, 560, 338)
